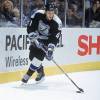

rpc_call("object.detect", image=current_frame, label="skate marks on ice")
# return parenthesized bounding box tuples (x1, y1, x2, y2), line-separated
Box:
(14, 74, 82, 94)
(1, 71, 100, 100)
(15, 80, 48, 91)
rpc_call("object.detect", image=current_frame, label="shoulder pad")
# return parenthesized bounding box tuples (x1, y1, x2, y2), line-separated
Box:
(31, 10, 45, 19)
(53, 14, 62, 29)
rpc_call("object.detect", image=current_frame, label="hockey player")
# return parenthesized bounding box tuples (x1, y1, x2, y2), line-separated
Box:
(21, 2, 62, 84)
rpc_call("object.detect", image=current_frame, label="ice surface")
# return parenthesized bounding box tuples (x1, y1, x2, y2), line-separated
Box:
(0, 71, 100, 100)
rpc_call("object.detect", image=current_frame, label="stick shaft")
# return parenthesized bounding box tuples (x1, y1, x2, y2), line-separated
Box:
(52, 59, 82, 91)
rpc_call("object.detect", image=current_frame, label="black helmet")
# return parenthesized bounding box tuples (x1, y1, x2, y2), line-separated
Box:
(45, 2, 56, 11)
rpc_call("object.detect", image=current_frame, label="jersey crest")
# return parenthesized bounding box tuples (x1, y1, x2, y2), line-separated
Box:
(38, 20, 50, 36)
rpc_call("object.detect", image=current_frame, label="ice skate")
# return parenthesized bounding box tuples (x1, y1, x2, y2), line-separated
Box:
(35, 66, 45, 84)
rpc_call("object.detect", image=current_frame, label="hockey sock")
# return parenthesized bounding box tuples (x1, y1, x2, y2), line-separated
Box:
(22, 68, 35, 83)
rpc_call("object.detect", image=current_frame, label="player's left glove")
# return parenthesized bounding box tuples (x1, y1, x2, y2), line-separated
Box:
(46, 43, 55, 61)
(28, 32, 39, 42)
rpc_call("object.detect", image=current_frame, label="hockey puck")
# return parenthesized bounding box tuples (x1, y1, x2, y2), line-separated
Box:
(76, 91, 82, 93)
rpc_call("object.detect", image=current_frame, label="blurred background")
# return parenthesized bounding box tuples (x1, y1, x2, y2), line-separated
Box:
(0, 0, 100, 28)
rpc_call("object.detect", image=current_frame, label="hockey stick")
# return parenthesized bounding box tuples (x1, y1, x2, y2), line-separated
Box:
(52, 59, 84, 93)
(40, 46, 84, 93)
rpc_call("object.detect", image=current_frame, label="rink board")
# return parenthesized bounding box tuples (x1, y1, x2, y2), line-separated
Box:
(0, 28, 100, 83)
(0, 61, 100, 83)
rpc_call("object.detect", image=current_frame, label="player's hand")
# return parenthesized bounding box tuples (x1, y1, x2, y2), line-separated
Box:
(28, 32, 39, 42)
(46, 44, 55, 61)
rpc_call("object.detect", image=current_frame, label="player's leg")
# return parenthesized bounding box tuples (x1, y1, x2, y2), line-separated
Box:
(34, 47, 46, 83)
(21, 45, 45, 83)
(35, 65, 45, 82)
(21, 68, 35, 83)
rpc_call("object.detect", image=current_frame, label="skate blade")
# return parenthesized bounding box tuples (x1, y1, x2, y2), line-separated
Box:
(35, 77, 45, 84)
(16, 81, 27, 88)
(20, 82, 27, 86)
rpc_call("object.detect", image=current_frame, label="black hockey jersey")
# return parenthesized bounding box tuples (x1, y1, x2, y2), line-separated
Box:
(27, 10, 62, 46)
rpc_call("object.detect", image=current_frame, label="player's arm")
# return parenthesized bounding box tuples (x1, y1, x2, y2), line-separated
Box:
(46, 22, 62, 61)
(45, 31, 61, 61)
(48, 14, 62, 46)
(48, 20, 62, 46)
(27, 13, 42, 48)
(49, 30, 61, 46)
(27, 13, 40, 33)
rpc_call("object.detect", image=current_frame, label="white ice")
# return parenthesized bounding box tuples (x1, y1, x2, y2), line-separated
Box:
(0, 70, 100, 100)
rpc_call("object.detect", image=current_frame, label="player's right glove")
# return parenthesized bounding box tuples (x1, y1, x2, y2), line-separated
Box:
(46, 43, 55, 61)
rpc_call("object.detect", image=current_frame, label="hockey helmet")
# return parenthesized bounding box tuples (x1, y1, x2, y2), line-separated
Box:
(45, 2, 56, 11)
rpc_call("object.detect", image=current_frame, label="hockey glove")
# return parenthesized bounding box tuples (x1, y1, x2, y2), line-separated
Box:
(46, 44, 55, 61)
(28, 32, 39, 42)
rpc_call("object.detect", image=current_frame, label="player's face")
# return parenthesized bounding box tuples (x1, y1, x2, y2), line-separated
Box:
(46, 11, 54, 20)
